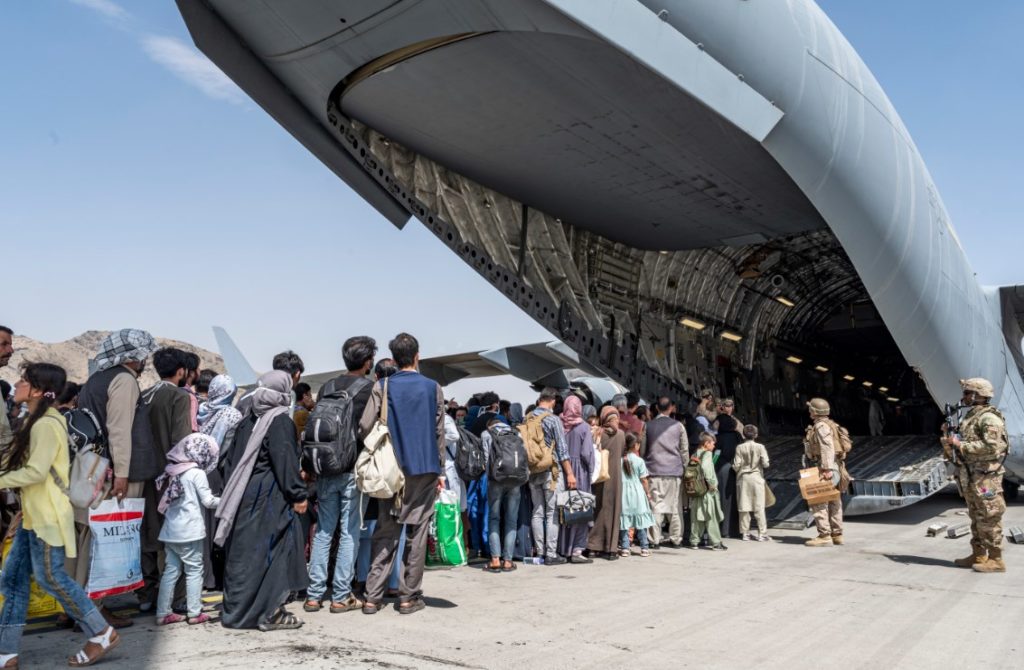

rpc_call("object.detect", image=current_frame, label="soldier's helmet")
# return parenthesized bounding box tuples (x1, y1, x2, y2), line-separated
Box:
(960, 377, 995, 398)
(807, 398, 831, 416)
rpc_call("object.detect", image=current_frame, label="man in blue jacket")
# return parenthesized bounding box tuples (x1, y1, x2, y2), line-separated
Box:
(358, 333, 445, 615)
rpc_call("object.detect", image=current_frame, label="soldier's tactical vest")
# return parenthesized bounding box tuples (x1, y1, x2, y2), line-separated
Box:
(960, 405, 1009, 465)
(804, 418, 853, 462)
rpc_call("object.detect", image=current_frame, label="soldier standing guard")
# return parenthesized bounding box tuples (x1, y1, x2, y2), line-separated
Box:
(945, 378, 1009, 573)
(803, 398, 845, 547)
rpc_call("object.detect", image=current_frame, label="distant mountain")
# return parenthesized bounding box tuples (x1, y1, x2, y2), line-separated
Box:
(0, 331, 224, 390)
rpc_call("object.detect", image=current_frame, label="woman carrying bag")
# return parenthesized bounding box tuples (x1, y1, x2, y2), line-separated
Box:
(0, 363, 119, 668)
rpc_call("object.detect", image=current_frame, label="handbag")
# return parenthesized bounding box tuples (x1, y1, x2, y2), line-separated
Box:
(558, 490, 595, 526)
(764, 482, 776, 508)
(593, 448, 610, 485)
(355, 378, 406, 499)
(45, 416, 111, 510)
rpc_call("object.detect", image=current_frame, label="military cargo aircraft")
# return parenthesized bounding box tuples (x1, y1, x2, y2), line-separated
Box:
(181, 1, 1023, 512)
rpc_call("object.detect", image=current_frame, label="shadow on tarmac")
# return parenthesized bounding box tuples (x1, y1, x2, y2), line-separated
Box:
(881, 553, 956, 568)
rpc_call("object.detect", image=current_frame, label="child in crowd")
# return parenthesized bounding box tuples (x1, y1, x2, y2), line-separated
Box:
(155, 433, 221, 625)
(619, 433, 655, 557)
(733, 424, 772, 541)
(688, 433, 726, 550)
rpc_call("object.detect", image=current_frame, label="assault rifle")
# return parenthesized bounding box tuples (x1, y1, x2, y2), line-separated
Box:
(942, 401, 964, 469)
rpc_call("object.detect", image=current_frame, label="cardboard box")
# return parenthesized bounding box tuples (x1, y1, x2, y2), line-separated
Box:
(799, 467, 841, 506)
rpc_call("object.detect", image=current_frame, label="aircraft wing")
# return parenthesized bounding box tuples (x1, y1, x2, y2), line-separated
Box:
(419, 341, 603, 388)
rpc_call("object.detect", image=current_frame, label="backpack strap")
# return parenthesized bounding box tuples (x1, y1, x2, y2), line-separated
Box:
(38, 416, 72, 497)
(379, 378, 389, 426)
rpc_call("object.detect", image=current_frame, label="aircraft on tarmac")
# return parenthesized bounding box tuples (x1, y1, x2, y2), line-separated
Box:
(181, 1, 1022, 512)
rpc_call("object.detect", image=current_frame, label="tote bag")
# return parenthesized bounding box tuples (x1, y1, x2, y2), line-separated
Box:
(355, 378, 405, 499)
(86, 498, 144, 599)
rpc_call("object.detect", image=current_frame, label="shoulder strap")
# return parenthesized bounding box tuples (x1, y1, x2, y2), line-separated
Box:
(379, 378, 389, 425)
(37, 415, 71, 495)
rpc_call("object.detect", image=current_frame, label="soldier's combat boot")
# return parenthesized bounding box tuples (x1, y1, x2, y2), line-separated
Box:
(953, 547, 986, 568)
(973, 548, 1006, 573)
(831, 534, 844, 546)
(805, 534, 833, 547)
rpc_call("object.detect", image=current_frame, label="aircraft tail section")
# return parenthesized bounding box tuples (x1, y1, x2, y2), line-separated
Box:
(212, 326, 259, 386)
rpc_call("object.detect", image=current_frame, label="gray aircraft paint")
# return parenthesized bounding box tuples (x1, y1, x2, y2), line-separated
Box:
(177, 0, 1023, 482)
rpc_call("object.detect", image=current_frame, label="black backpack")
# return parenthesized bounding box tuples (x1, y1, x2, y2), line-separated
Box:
(454, 425, 486, 482)
(301, 377, 370, 477)
(63, 408, 106, 461)
(487, 427, 529, 487)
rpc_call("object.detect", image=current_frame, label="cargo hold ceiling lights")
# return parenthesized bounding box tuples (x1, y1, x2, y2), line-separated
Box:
(785, 355, 803, 364)
(814, 365, 829, 372)
(878, 386, 889, 393)
(887, 397, 900, 402)
(843, 375, 856, 381)
(679, 317, 706, 330)
(720, 330, 744, 342)
(862, 381, 874, 388)
(775, 296, 795, 308)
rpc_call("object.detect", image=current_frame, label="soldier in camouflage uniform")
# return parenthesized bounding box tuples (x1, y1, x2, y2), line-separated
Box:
(944, 378, 1009, 573)
(803, 398, 843, 547)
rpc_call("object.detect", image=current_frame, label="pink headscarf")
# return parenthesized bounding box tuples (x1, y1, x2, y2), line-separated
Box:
(155, 433, 219, 514)
(561, 395, 584, 433)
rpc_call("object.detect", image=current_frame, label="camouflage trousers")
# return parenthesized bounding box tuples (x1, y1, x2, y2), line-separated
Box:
(962, 468, 1006, 553)
(811, 498, 843, 537)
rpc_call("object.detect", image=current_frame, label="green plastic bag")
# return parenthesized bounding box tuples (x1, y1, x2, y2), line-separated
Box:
(427, 490, 466, 567)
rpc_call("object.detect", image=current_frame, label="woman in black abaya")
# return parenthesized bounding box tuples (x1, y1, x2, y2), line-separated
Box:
(216, 371, 308, 631)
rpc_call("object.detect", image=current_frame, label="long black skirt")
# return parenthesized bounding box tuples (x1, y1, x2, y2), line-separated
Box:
(220, 472, 308, 629)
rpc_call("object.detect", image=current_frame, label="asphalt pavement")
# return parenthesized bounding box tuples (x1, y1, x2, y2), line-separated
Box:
(13, 490, 1024, 669)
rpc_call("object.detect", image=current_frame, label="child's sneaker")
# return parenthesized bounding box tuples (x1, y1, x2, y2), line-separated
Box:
(618, 549, 631, 558)
(639, 548, 651, 557)
(187, 613, 211, 625)
(156, 613, 185, 626)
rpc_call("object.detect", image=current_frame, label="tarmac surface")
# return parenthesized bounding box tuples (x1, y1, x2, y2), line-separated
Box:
(13, 491, 1024, 669)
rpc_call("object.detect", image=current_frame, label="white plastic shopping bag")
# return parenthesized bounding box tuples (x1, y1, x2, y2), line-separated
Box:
(86, 498, 145, 599)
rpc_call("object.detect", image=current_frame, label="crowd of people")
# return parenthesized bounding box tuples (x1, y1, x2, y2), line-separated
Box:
(0, 325, 779, 667)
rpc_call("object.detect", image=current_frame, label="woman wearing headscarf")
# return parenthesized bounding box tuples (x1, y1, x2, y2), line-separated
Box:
(216, 371, 308, 631)
(197, 374, 242, 590)
(587, 406, 625, 559)
(557, 395, 595, 563)
(198, 375, 242, 453)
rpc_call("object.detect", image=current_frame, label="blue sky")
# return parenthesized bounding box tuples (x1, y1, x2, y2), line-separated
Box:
(1, 1, 1021, 402)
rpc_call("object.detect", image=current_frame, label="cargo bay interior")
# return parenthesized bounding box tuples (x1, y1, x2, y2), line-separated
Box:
(316, 25, 951, 517)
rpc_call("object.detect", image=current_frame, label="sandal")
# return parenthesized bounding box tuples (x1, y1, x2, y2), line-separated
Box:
(501, 561, 517, 572)
(156, 614, 185, 626)
(618, 549, 631, 558)
(398, 598, 425, 615)
(486, 559, 502, 573)
(302, 600, 322, 613)
(362, 601, 385, 615)
(68, 626, 119, 667)
(0, 654, 17, 669)
(329, 596, 363, 613)
(640, 548, 651, 557)
(257, 609, 303, 632)
(187, 613, 211, 625)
